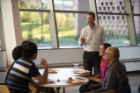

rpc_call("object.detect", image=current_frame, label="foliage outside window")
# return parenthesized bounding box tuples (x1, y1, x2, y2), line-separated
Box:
(19, 0, 52, 48)
(55, 13, 87, 47)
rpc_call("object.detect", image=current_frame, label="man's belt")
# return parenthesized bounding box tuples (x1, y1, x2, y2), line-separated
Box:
(84, 51, 99, 53)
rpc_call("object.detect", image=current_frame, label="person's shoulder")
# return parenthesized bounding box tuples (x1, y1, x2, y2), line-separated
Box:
(18, 57, 34, 66)
(81, 26, 89, 32)
(95, 25, 104, 30)
(82, 25, 88, 29)
(113, 61, 126, 70)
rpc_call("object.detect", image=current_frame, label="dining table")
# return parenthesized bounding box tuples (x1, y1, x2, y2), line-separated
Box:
(38, 68, 89, 93)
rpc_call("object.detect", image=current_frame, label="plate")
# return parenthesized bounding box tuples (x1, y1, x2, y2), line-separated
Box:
(47, 79, 54, 83)
(75, 77, 86, 80)
(48, 69, 58, 73)
(73, 70, 90, 74)
(65, 78, 88, 84)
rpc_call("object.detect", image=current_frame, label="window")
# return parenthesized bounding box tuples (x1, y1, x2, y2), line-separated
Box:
(54, 0, 90, 11)
(99, 16, 101, 20)
(101, 2, 104, 6)
(119, 2, 122, 5)
(103, 16, 106, 20)
(54, 0, 90, 48)
(110, 2, 113, 6)
(122, 16, 124, 20)
(19, 0, 48, 10)
(117, 16, 119, 20)
(108, 16, 110, 20)
(64, 1, 73, 6)
(105, 2, 108, 6)
(19, 0, 52, 48)
(97, 1, 125, 13)
(131, 0, 139, 14)
(117, 7, 120, 10)
(98, 14, 130, 46)
(122, 6, 124, 10)
(55, 13, 87, 47)
(112, 16, 115, 20)
(54, 1, 63, 6)
(103, 7, 106, 10)
(112, 7, 115, 10)
(96, 0, 130, 46)
(108, 7, 110, 10)
(131, 0, 140, 45)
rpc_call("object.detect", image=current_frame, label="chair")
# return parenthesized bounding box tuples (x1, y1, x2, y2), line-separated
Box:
(0, 85, 10, 93)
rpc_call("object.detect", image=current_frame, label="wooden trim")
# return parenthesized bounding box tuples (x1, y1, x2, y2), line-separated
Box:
(19, 9, 50, 12)
(97, 12, 129, 15)
(133, 14, 140, 16)
(55, 10, 90, 13)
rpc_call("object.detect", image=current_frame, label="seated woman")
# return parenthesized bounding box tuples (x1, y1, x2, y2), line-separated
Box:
(79, 43, 111, 93)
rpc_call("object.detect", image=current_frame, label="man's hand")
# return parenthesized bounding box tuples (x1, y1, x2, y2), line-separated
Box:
(86, 76, 96, 81)
(31, 82, 38, 88)
(40, 58, 48, 67)
(86, 76, 92, 80)
(80, 37, 86, 45)
(88, 83, 99, 90)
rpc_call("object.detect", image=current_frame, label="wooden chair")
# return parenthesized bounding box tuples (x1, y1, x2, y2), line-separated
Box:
(0, 85, 10, 93)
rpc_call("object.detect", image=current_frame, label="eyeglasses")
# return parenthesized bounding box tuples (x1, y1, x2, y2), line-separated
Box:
(104, 52, 112, 55)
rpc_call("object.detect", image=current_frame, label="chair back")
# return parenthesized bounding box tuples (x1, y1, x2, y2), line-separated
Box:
(0, 85, 10, 93)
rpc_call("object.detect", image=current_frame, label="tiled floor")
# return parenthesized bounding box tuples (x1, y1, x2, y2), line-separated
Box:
(58, 71, 140, 93)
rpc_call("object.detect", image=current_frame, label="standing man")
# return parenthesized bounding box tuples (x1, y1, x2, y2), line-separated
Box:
(79, 12, 106, 75)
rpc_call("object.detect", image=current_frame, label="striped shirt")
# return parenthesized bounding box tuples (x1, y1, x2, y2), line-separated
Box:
(6, 57, 40, 93)
(78, 25, 106, 52)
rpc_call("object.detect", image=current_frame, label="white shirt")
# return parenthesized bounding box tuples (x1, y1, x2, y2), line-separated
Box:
(79, 25, 106, 52)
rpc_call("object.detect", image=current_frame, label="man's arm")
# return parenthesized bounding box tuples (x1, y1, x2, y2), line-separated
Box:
(88, 83, 102, 90)
(87, 74, 101, 83)
(78, 29, 86, 46)
(34, 59, 48, 84)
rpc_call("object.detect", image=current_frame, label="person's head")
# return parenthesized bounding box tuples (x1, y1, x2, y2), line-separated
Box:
(12, 46, 22, 61)
(104, 47, 120, 64)
(87, 12, 95, 26)
(22, 42, 38, 61)
(99, 43, 111, 56)
(21, 40, 31, 46)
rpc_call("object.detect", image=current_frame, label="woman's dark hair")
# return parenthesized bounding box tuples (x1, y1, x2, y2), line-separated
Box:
(22, 42, 38, 59)
(21, 40, 31, 46)
(12, 45, 22, 61)
(102, 43, 112, 50)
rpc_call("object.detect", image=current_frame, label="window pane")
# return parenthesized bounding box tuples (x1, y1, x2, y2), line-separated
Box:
(54, 0, 90, 11)
(18, 0, 48, 10)
(96, 0, 126, 13)
(20, 11, 52, 48)
(131, 0, 140, 14)
(98, 14, 130, 46)
(134, 16, 140, 45)
(55, 13, 87, 47)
